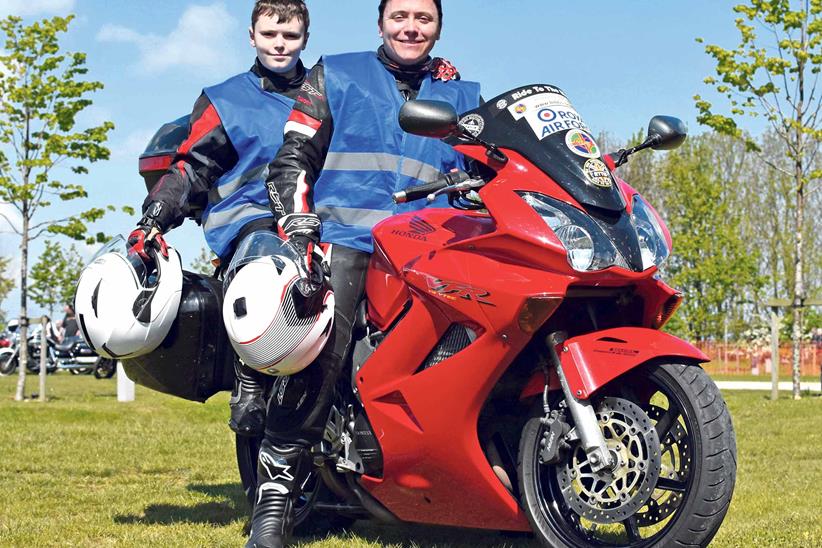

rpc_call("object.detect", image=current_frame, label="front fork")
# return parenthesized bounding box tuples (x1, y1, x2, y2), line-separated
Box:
(546, 332, 615, 473)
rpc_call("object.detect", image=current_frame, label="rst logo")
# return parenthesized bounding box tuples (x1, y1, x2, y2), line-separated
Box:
(425, 276, 495, 306)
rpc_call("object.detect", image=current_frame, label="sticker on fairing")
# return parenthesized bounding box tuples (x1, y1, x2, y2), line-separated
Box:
(507, 92, 589, 140)
(459, 113, 485, 136)
(583, 158, 613, 188)
(565, 130, 600, 159)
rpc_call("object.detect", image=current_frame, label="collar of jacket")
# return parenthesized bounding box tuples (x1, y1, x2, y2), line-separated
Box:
(251, 58, 307, 94)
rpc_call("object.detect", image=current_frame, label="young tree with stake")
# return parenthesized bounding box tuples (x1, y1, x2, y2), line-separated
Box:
(0, 15, 131, 401)
(695, 0, 822, 399)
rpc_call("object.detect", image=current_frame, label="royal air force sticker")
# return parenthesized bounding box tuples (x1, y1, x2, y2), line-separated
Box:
(507, 92, 590, 140)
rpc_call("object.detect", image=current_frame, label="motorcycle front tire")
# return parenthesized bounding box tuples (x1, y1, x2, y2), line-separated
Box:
(0, 350, 17, 376)
(518, 361, 737, 548)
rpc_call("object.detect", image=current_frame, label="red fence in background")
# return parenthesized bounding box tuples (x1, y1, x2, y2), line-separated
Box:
(696, 342, 821, 377)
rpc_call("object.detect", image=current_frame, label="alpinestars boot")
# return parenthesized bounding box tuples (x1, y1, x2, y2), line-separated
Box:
(245, 441, 311, 548)
(229, 358, 267, 437)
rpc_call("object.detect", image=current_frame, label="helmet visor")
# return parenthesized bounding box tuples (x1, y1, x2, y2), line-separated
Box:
(89, 235, 152, 286)
(223, 231, 304, 290)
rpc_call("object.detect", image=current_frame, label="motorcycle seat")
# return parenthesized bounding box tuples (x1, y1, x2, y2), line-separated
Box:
(54, 342, 75, 352)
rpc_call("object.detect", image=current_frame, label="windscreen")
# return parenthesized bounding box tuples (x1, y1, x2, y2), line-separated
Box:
(456, 84, 625, 212)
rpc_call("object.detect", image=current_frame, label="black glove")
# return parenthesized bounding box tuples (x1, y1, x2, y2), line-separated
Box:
(279, 215, 328, 318)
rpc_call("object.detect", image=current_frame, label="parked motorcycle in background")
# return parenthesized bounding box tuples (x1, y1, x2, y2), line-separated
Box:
(0, 320, 57, 375)
(0, 319, 115, 378)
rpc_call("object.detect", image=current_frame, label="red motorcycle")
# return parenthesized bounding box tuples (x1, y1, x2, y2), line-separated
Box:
(136, 84, 737, 546)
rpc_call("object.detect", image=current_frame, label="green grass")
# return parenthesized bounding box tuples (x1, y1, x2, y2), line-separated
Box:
(1, 373, 820, 547)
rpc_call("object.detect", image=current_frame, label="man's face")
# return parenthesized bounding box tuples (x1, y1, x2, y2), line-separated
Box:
(249, 14, 307, 74)
(379, 0, 440, 66)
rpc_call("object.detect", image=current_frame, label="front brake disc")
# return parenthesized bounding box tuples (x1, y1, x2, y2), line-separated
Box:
(556, 397, 662, 524)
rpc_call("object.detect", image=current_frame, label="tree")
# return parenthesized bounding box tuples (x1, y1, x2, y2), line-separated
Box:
(189, 246, 216, 276)
(657, 134, 763, 340)
(0, 256, 14, 326)
(694, 0, 821, 398)
(0, 15, 132, 401)
(29, 239, 84, 319)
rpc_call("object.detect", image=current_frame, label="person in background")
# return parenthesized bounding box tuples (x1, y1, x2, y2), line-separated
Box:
(61, 304, 78, 341)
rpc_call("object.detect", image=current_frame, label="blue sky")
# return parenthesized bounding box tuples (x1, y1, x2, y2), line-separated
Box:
(0, 0, 751, 317)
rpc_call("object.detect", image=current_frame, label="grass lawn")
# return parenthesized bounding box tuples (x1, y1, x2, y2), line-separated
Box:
(1, 372, 820, 547)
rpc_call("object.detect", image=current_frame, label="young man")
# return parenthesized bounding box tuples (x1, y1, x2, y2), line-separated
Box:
(127, 0, 311, 438)
(244, 1, 481, 546)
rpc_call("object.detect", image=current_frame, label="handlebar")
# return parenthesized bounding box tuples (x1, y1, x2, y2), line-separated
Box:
(392, 170, 471, 204)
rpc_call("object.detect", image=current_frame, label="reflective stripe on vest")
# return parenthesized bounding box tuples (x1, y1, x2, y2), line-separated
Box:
(201, 71, 293, 258)
(323, 152, 442, 183)
(315, 51, 480, 253)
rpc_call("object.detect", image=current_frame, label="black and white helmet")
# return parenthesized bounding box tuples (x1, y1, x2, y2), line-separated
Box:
(74, 236, 183, 359)
(222, 232, 334, 376)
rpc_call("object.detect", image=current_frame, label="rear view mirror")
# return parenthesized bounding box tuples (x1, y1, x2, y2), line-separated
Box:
(647, 115, 687, 150)
(399, 100, 459, 138)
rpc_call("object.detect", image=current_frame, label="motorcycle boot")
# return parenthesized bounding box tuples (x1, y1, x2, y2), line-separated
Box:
(229, 357, 268, 437)
(246, 440, 311, 548)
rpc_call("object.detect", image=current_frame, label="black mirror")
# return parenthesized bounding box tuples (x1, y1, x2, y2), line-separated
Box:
(398, 100, 459, 138)
(647, 115, 687, 150)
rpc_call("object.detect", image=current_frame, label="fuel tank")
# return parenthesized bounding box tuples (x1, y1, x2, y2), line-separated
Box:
(366, 209, 495, 331)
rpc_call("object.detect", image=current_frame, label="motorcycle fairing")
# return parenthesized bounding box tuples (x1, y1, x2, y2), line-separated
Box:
(359, 226, 587, 531)
(551, 327, 709, 399)
(455, 84, 625, 212)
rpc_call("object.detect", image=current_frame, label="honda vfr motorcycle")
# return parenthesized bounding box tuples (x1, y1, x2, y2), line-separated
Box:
(134, 84, 737, 547)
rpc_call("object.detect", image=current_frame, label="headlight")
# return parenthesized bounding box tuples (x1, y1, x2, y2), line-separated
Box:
(630, 195, 669, 269)
(518, 192, 629, 272)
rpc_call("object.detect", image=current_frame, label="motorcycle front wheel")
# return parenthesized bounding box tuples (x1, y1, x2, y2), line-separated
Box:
(518, 362, 736, 547)
(0, 350, 17, 376)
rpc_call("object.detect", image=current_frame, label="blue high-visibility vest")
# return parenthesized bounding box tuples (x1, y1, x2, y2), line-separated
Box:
(202, 71, 293, 259)
(315, 52, 481, 252)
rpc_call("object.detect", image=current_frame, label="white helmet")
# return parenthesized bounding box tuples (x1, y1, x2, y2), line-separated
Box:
(75, 235, 183, 359)
(222, 232, 334, 376)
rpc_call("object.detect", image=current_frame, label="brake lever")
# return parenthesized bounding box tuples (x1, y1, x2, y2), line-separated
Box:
(426, 178, 486, 203)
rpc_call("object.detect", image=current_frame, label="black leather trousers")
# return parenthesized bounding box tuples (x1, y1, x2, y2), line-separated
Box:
(264, 244, 370, 446)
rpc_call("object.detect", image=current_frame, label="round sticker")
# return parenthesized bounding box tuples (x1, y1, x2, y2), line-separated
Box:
(495, 99, 508, 110)
(459, 114, 485, 137)
(537, 108, 557, 122)
(565, 130, 600, 159)
(514, 103, 527, 114)
(583, 158, 613, 188)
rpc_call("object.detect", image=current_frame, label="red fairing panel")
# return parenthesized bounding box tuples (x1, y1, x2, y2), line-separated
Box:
(556, 327, 709, 399)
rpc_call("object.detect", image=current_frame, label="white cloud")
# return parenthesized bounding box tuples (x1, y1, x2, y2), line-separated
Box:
(0, 0, 75, 18)
(0, 203, 23, 235)
(113, 128, 157, 161)
(96, 3, 239, 75)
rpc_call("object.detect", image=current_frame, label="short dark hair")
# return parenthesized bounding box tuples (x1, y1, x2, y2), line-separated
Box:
(252, 0, 310, 33)
(378, 0, 443, 32)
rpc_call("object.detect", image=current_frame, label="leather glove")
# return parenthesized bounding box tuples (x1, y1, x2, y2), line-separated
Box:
(128, 202, 169, 262)
(278, 213, 328, 317)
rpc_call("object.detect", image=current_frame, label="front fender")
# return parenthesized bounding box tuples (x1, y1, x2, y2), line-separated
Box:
(556, 327, 708, 398)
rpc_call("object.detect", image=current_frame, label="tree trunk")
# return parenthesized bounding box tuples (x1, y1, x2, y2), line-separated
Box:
(14, 204, 29, 401)
(791, 13, 808, 400)
(791, 171, 804, 399)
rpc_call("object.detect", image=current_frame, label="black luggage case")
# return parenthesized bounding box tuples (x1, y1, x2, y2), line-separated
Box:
(122, 271, 233, 402)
